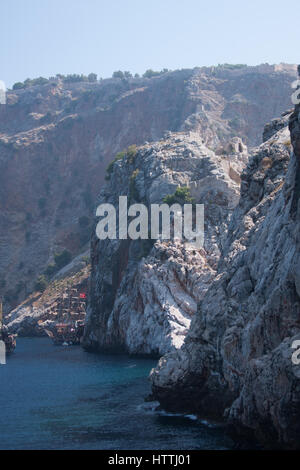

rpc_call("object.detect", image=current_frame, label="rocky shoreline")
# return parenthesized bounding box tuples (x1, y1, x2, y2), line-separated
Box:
(150, 106, 300, 449)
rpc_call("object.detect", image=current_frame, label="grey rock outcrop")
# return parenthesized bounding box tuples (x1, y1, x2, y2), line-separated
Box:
(150, 110, 300, 448)
(262, 110, 293, 142)
(83, 132, 247, 355)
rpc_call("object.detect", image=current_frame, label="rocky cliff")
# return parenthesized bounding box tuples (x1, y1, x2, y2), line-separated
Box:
(150, 107, 300, 448)
(83, 132, 247, 355)
(0, 65, 296, 312)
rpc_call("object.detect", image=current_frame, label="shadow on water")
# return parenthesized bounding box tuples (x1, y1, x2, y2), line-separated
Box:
(0, 338, 235, 450)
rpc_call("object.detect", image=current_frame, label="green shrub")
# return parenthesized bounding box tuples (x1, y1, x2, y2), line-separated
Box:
(112, 70, 132, 79)
(105, 151, 126, 178)
(34, 77, 49, 86)
(13, 77, 49, 90)
(81, 255, 90, 265)
(88, 73, 97, 82)
(35, 275, 48, 292)
(143, 69, 161, 78)
(12, 82, 25, 90)
(113, 71, 125, 79)
(163, 186, 194, 205)
(105, 145, 138, 180)
(127, 144, 137, 163)
(63, 74, 88, 83)
(142, 69, 169, 78)
(54, 249, 72, 270)
(44, 249, 72, 278)
(44, 263, 57, 277)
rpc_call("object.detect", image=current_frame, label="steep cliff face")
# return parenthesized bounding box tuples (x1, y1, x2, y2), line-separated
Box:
(0, 65, 296, 312)
(150, 110, 300, 448)
(83, 131, 247, 355)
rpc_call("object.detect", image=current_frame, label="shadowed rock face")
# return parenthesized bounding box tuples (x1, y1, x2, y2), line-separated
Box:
(83, 132, 247, 356)
(0, 65, 297, 312)
(150, 107, 300, 448)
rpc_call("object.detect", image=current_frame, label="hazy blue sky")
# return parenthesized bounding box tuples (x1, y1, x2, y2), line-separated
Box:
(1, 0, 299, 88)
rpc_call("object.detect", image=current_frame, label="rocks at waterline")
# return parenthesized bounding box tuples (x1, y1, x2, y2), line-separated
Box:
(150, 109, 300, 448)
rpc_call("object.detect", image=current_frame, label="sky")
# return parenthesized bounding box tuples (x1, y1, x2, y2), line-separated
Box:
(1, 0, 299, 88)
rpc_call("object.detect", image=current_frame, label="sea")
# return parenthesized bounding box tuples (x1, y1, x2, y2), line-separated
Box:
(0, 337, 235, 450)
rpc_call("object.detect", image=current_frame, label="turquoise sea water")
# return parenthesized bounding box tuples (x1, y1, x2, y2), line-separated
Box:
(0, 338, 234, 450)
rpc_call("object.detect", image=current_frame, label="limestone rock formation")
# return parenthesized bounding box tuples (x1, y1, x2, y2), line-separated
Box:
(150, 110, 300, 448)
(83, 132, 247, 355)
(0, 65, 296, 312)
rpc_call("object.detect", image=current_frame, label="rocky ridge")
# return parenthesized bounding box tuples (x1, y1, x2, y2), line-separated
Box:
(0, 65, 297, 312)
(150, 108, 300, 448)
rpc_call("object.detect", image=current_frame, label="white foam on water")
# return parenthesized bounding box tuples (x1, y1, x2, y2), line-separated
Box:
(137, 401, 161, 414)
(184, 414, 198, 421)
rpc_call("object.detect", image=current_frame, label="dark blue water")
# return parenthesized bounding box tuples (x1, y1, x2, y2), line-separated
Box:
(0, 338, 234, 449)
